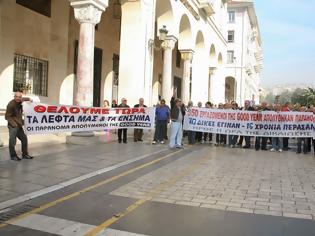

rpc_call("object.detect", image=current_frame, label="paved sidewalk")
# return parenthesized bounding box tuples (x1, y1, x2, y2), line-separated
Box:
(0, 132, 163, 209)
(111, 146, 315, 221)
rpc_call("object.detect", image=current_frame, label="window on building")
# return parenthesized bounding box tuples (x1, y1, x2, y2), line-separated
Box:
(228, 11, 235, 23)
(176, 48, 181, 68)
(13, 54, 49, 96)
(16, 0, 51, 17)
(227, 50, 234, 64)
(228, 30, 235, 43)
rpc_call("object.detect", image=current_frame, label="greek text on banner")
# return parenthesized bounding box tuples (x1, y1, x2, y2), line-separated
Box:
(183, 108, 315, 138)
(23, 103, 156, 135)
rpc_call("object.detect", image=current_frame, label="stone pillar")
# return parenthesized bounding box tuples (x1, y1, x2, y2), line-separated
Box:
(68, 0, 107, 142)
(161, 36, 177, 100)
(70, 0, 108, 107)
(208, 67, 217, 102)
(180, 50, 194, 104)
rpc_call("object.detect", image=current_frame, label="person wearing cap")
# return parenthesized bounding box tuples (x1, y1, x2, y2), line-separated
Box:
(169, 88, 186, 149)
(134, 98, 147, 142)
(118, 98, 129, 143)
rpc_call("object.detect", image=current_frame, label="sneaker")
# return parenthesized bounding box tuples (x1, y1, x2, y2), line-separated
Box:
(152, 141, 157, 145)
(270, 148, 275, 152)
(11, 156, 22, 161)
(278, 149, 283, 153)
(201, 140, 205, 144)
(176, 145, 184, 149)
(161, 141, 165, 144)
(22, 154, 34, 159)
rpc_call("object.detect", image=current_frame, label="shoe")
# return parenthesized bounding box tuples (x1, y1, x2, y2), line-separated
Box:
(255, 148, 259, 151)
(215, 143, 219, 147)
(22, 154, 34, 159)
(118, 140, 122, 143)
(278, 149, 283, 153)
(134, 140, 138, 142)
(201, 140, 205, 144)
(11, 156, 22, 161)
(123, 141, 127, 144)
(243, 146, 250, 149)
(270, 148, 275, 152)
(161, 141, 165, 144)
(176, 145, 184, 149)
(138, 139, 143, 142)
(261, 148, 268, 151)
(152, 141, 157, 144)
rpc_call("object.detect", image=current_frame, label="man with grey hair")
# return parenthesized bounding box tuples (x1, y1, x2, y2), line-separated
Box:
(5, 92, 33, 161)
(134, 98, 147, 142)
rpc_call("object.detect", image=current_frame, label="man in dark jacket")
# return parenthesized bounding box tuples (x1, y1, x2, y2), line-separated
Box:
(118, 98, 129, 143)
(169, 89, 186, 148)
(5, 92, 33, 161)
(134, 98, 147, 142)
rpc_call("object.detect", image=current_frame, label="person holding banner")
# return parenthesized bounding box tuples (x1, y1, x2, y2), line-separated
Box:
(195, 102, 203, 143)
(187, 101, 196, 145)
(255, 101, 270, 151)
(134, 98, 147, 142)
(296, 106, 309, 154)
(270, 104, 283, 152)
(117, 98, 129, 143)
(169, 89, 186, 149)
(5, 92, 34, 161)
(243, 100, 255, 149)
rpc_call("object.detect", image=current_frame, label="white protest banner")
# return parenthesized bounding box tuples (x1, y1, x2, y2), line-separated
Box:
(23, 103, 155, 135)
(183, 108, 315, 138)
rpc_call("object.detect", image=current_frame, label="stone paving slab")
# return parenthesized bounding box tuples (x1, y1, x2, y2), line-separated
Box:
(111, 146, 315, 220)
(0, 139, 166, 204)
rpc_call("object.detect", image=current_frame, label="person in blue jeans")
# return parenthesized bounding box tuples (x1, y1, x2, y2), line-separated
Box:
(152, 99, 170, 144)
(169, 90, 186, 149)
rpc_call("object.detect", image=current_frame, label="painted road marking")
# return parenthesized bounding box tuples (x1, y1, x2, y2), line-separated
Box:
(12, 213, 148, 236)
(0, 148, 169, 211)
(85, 150, 208, 236)
(0, 149, 184, 228)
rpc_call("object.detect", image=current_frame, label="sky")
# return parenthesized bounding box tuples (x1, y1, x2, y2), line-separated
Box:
(254, 0, 315, 87)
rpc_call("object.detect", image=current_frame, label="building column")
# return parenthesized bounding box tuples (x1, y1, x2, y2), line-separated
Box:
(70, 0, 108, 107)
(208, 67, 217, 102)
(180, 50, 194, 104)
(161, 36, 177, 100)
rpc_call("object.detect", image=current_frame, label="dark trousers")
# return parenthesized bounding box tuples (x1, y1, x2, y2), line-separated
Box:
(244, 136, 251, 147)
(204, 133, 212, 142)
(255, 137, 268, 150)
(195, 132, 203, 142)
(154, 120, 167, 142)
(283, 138, 289, 150)
(188, 131, 196, 144)
(307, 138, 312, 152)
(297, 138, 308, 154)
(134, 129, 143, 141)
(238, 136, 244, 146)
(118, 129, 127, 142)
(8, 126, 28, 157)
(216, 134, 226, 144)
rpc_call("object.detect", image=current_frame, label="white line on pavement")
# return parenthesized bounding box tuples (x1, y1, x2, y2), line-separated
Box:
(12, 213, 148, 236)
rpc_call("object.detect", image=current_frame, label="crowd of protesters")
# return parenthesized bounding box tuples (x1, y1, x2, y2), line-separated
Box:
(149, 89, 315, 155)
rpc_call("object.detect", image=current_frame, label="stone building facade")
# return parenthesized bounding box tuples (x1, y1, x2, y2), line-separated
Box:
(0, 0, 263, 124)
